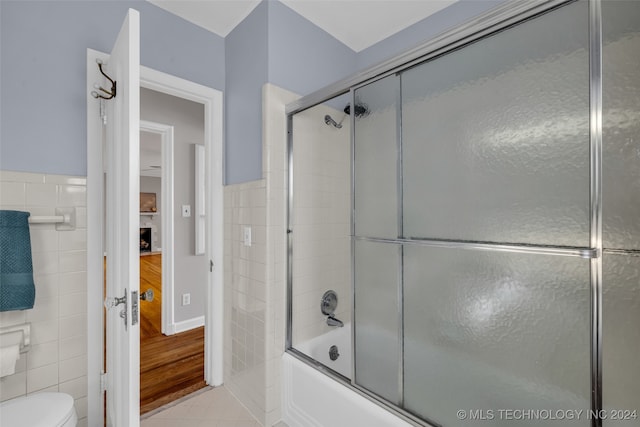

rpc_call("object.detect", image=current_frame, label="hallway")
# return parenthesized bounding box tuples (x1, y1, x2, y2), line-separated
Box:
(139, 254, 206, 414)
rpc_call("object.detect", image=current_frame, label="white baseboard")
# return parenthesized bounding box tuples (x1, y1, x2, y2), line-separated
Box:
(167, 316, 205, 335)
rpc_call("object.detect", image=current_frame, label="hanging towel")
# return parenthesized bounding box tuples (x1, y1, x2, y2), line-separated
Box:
(0, 211, 36, 311)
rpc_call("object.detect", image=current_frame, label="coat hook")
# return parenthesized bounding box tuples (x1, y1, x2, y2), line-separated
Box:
(91, 59, 117, 100)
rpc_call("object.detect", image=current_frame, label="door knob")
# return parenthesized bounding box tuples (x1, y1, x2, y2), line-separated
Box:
(140, 289, 154, 302)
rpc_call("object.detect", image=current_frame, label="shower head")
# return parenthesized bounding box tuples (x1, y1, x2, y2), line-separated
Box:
(324, 114, 343, 129)
(344, 103, 369, 118)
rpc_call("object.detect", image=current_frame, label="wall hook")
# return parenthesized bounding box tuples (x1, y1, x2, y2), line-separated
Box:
(91, 59, 117, 100)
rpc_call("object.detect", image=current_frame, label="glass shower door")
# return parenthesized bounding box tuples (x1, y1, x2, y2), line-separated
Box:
(353, 0, 593, 425)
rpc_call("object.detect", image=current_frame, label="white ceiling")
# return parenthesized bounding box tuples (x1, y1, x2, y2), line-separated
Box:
(147, 0, 458, 52)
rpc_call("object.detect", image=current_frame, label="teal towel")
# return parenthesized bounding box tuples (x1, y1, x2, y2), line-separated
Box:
(0, 210, 36, 311)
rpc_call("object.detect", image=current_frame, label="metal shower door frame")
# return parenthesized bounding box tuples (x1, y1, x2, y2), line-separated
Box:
(286, 1, 604, 426)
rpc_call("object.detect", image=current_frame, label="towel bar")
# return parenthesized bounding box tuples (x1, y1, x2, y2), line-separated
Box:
(28, 207, 76, 231)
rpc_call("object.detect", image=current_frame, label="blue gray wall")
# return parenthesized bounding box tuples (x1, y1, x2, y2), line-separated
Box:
(1, 0, 506, 183)
(0, 0, 224, 177)
(224, 1, 357, 184)
(224, 1, 268, 185)
(356, 0, 505, 71)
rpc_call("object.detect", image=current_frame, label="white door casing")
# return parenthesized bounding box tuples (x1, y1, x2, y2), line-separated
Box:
(103, 8, 140, 427)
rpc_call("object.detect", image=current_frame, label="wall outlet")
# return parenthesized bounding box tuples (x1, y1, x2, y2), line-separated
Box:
(182, 293, 191, 306)
(243, 226, 252, 247)
(182, 205, 191, 217)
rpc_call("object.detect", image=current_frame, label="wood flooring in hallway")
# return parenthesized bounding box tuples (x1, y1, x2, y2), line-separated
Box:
(139, 254, 206, 414)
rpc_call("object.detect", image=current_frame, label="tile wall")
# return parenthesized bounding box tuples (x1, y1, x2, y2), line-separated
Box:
(223, 84, 298, 427)
(289, 101, 352, 346)
(0, 170, 88, 426)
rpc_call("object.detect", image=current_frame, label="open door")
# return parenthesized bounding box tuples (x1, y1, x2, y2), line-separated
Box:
(103, 9, 140, 427)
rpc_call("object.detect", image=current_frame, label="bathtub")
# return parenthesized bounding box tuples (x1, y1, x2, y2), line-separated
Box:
(294, 322, 352, 378)
(283, 323, 415, 427)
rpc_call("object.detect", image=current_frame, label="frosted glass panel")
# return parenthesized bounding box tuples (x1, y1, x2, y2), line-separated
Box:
(404, 246, 590, 426)
(402, 0, 590, 246)
(602, 0, 640, 250)
(354, 240, 400, 404)
(602, 254, 640, 426)
(354, 76, 399, 239)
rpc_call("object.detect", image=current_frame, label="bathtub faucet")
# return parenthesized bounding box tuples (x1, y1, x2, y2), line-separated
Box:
(327, 315, 344, 327)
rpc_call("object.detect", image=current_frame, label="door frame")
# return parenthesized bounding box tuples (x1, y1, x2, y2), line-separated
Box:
(139, 120, 175, 335)
(87, 49, 225, 425)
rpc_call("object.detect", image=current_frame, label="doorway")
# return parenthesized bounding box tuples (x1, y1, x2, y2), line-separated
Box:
(87, 49, 224, 425)
(138, 100, 206, 414)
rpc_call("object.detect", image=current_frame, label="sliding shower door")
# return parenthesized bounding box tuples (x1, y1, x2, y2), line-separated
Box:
(289, 0, 640, 426)
(353, 0, 592, 425)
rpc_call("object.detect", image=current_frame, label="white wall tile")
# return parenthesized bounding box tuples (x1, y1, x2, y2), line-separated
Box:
(0, 309, 27, 327)
(31, 251, 59, 276)
(33, 274, 59, 299)
(26, 183, 57, 206)
(74, 396, 88, 419)
(59, 355, 87, 383)
(59, 292, 87, 317)
(58, 185, 86, 207)
(26, 363, 58, 393)
(59, 314, 86, 339)
(0, 182, 26, 205)
(59, 251, 86, 273)
(59, 335, 86, 361)
(30, 228, 59, 253)
(0, 171, 44, 184)
(27, 341, 59, 370)
(26, 297, 59, 322)
(30, 318, 59, 345)
(59, 229, 87, 252)
(58, 376, 87, 399)
(0, 371, 26, 401)
(59, 271, 87, 295)
(44, 175, 86, 186)
(0, 171, 87, 405)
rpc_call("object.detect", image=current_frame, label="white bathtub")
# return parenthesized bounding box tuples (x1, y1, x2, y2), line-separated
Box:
(281, 352, 414, 427)
(283, 323, 414, 427)
(294, 322, 352, 378)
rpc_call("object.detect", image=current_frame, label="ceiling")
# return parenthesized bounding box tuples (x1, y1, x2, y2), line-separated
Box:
(147, 0, 458, 52)
(140, 131, 162, 177)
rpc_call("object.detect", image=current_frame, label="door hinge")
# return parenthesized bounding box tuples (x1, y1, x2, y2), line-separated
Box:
(210, 259, 214, 272)
(100, 372, 108, 392)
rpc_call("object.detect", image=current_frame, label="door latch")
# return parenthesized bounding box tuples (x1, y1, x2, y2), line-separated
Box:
(131, 290, 138, 326)
(105, 289, 128, 330)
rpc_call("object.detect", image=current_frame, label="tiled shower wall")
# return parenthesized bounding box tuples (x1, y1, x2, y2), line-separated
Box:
(0, 170, 88, 427)
(290, 101, 351, 346)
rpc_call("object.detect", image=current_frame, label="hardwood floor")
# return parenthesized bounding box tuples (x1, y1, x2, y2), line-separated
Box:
(139, 254, 206, 414)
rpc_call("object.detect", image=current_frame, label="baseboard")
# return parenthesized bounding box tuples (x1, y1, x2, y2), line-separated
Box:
(172, 316, 205, 334)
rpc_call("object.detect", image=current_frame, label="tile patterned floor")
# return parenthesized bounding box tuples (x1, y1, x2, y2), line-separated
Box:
(141, 386, 262, 427)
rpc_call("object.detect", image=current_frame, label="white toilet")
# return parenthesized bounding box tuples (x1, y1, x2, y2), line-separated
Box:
(0, 392, 77, 427)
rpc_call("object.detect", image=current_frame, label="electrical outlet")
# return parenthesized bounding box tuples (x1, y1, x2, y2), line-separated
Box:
(243, 226, 252, 247)
(182, 205, 191, 217)
(182, 293, 191, 306)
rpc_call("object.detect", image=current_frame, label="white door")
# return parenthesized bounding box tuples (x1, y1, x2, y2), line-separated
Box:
(104, 9, 140, 427)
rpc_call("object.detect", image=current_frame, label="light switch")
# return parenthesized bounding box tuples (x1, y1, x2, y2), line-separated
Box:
(243, 226, 252, 247)
(182, 205, 191, 217)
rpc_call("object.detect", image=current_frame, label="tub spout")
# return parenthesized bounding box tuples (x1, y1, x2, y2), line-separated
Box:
(327, 315, 344, 327)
